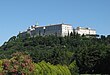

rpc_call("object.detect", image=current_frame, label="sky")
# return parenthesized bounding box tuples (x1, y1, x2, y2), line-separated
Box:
(0, 0, 110, 45)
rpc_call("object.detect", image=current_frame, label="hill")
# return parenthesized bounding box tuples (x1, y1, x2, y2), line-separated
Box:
(0, 34, 110, 74)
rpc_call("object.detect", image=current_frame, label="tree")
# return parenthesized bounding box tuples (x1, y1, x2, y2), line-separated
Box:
(2, 52, 35, 75)
(69, 60, 79, 75)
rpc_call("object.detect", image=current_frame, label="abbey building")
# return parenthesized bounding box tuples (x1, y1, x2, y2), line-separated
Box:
(20, 23, 96, 37)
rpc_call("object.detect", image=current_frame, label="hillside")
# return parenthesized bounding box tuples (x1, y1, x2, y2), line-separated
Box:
(0, 34, 110, 74)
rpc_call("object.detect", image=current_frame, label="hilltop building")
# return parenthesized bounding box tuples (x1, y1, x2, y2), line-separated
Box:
(21, 23, 73, 37)
(75, 27, 96, 36)
(20, 23, 96, 37)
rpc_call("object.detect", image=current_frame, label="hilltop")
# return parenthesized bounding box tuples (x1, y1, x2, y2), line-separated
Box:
(0, 34, 110, 74)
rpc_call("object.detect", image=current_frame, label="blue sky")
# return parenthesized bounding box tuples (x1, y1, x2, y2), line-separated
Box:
(0, 0, 110, 45)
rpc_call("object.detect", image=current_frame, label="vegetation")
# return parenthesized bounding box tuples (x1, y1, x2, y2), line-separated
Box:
(0, 33, 110, 74)
(0, 52, 71, 75)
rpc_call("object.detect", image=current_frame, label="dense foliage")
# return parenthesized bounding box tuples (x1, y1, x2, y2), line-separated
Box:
(0, 33, 110, 74)
(0, 52, 71, 75)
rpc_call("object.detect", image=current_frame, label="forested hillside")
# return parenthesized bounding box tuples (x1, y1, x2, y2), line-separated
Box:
(0, 33, 110, 74)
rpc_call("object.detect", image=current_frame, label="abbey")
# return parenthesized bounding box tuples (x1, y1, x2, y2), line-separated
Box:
(20, 23, 96, 37)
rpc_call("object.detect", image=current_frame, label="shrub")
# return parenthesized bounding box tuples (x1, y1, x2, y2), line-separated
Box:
(2, 52, 35, 75)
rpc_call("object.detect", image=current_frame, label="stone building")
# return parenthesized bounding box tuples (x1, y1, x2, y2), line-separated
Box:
(21, 23, 73, 37)
(75, 27, 96, 36)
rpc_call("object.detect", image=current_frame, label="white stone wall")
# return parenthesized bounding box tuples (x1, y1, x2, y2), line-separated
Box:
(44, 24, 73, 36)
(89, 30, 96, 35)
(62, 24, 73, 36)
(75, 27, 96, 35)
